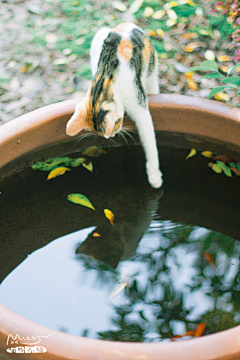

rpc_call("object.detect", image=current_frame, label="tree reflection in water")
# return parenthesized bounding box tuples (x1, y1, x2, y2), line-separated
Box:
(77, 221, 240, 342)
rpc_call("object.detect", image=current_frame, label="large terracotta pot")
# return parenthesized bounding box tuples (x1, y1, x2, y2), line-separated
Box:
(0, 95, 240, 360)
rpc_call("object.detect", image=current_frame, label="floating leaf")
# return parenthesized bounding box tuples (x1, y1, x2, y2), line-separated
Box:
(70, 157, 87, 167)
(32, 157, 72, 171)
(236, 163, 240, 171)
(104, 209, 114, 226)
(171, 330, 195, 341)
(201, 150, 213, 158)
(230, 167, 240, 176)
(216, 161, 232, 177)
(229, 161, 236, 168)
(67, 193, 95, 210)
(184, 42, 199, 52)
(82, 146, 107, 157)
(186, 148, 197, 160)
(47, 167, 70, 180)
(213, 155, 231, 164)
(208, 162, 222, 174)
(109, 267, 134, 300)
(93, 232, 101, 237)
(109, 283, 127, 300)
(82, 160, 93, 172)
(194, 322, 205, 337)
(203, 252, 216, 270)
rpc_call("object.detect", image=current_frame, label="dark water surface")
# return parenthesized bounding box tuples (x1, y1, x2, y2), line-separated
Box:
(0, 145, 239, 342)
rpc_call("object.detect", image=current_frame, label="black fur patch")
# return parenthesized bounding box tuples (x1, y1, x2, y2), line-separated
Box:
(91, 31, 121, 109)
(148, 46, 156, 76)
(92, 108, 109, 132)
(130, 28, 146, 107)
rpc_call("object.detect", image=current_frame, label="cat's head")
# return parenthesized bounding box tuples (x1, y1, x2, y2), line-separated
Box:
(66, 95, 123, 139)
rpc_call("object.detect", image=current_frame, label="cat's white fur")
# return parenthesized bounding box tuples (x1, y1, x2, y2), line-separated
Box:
(92, 23, 162, 188)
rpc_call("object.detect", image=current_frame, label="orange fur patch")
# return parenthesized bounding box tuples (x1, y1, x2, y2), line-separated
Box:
(117, 38, 133, 61)
(143, 37, 152, 62)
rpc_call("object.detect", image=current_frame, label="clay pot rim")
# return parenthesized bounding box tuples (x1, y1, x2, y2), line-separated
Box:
(0, 94, 240, 360)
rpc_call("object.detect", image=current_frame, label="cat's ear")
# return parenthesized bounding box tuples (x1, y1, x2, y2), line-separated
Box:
(103, 111, 118, 138)
(66, 98, 89, 136)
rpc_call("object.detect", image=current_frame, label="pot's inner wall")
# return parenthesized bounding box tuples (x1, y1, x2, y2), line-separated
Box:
(0, 134, 239, 342)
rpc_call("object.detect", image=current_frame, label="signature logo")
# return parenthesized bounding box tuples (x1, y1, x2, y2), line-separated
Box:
(6, 334, 50, 354)
(6, 346, 47, 354)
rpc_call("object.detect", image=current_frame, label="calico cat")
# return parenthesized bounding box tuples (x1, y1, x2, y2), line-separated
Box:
(66, 22, 162, 188)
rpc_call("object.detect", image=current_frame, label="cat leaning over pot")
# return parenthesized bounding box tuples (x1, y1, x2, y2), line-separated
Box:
(66, 22, 162, 188)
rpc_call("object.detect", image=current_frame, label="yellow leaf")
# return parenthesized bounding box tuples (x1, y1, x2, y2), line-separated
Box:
(146, 30, 156, 37)
(220, 65, 228, 73)
(104, 209, 114, 226)
(93, 232, 101, 237)
(201, 150, 213, 158)
(181, 32, 198, 39)
(186, 0, 195, 5)
(82, 160, 93, 172)
(109, 283, 127, 299)
(214, 92, 229, 102)
(217, 55, 231, 62)
(208, 162, 222, 174)
(184, 42, 198, 52)
(187, 79, 198, 90)
(156, 29, 165, 37)
(143, 6, 154, 17)
(82, 145, 107, 157)
(67, 193, 95, 210)
(152, 10, 165, 19)
(186, 148, 197, 160)
(47, 167, 70, 180)
(170, 1, 178, 6)
(20, 66, 27, 73)
(160, 53, 168, 59)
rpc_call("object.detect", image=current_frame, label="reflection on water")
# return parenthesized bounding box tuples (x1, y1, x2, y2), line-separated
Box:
(0, 222, 239, 341)
(0, 145, 239, 341)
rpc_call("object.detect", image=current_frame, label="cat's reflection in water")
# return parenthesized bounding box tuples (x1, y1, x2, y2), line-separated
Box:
(76, 188, 163, 269)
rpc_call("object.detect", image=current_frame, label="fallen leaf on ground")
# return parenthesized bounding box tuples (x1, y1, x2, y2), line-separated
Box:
(203, 252, 217, 270)
(104, 209, 114, 226)
(82, 160, 93, 172)
(201, 150, 213, 158)
(186, 148, 197, 159)
(47, 167, 70, 180)
(194, 322, 205, 337)
(67, 193, 95, 210)
(93, 232, 101, 237)
(82, 146, 107, 157)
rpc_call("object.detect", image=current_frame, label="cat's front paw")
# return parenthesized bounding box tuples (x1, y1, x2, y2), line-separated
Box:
(147, 166, 163, 189)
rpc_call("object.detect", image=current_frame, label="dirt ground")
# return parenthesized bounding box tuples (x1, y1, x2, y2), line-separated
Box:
(0, 0, 239, 126)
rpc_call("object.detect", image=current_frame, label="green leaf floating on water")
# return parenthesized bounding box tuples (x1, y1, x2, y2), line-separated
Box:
(67, 193, 95, 210)
(32, 157, 73, 171)
(216, 161, 232, 177)
(70, 157, 87, 167)
(82, 145, 107, 157)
